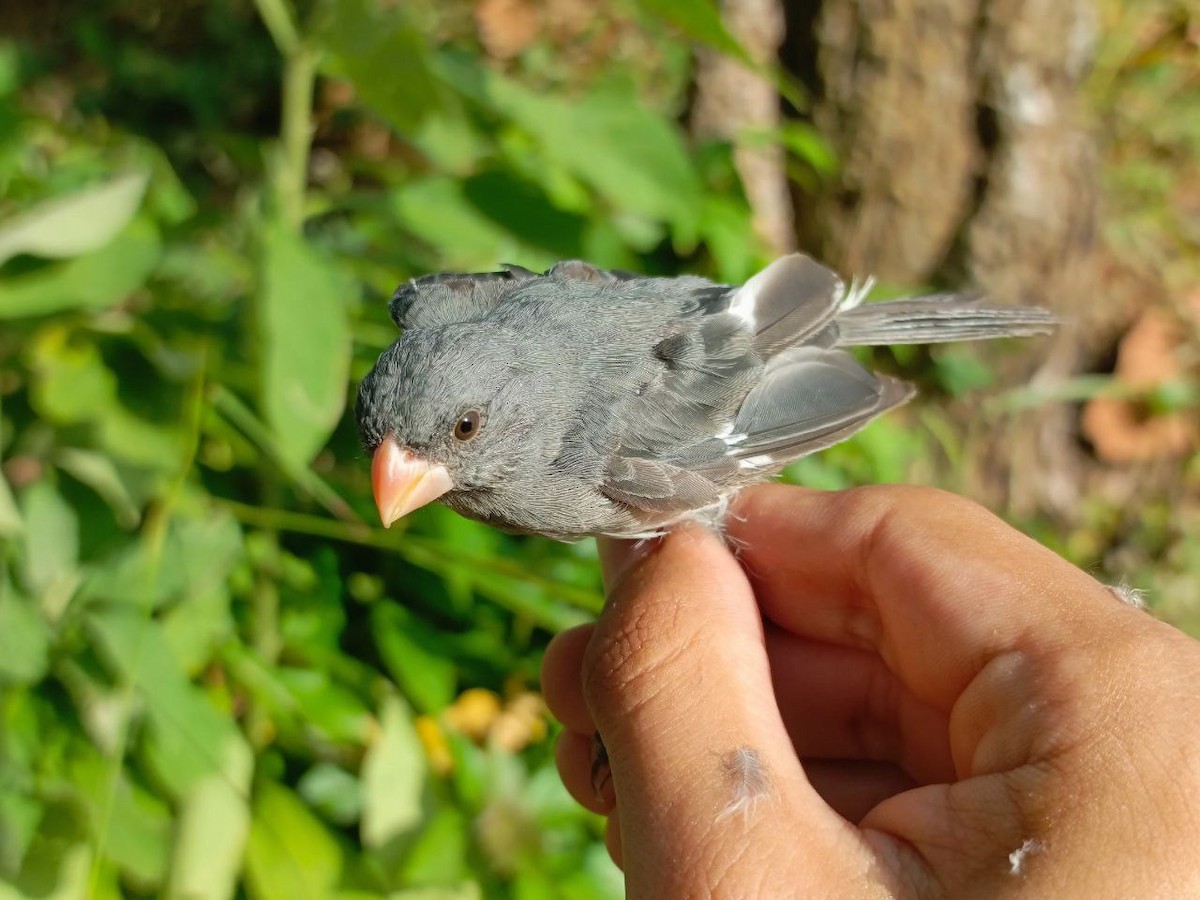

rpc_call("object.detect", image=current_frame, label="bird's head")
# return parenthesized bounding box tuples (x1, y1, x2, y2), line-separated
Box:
(356, 324, 535, 527)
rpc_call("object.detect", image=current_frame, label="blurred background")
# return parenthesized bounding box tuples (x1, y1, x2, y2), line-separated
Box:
(0, 0, 1196, 896)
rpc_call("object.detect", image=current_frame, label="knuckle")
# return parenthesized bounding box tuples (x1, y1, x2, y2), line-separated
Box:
(580, 581, 701, 723)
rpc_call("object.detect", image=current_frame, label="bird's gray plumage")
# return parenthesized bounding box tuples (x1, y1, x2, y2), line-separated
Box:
(356, 254, 1054, 539)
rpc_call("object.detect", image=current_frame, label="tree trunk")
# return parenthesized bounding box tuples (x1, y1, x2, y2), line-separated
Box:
(692, 0, 797, 257)
(786, 0, 1117, 517)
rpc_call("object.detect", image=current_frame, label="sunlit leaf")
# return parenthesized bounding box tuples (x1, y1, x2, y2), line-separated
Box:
(481, 74, 703, 232)
(245, 780, 343, 900)
(320, 0, 441, 130)
(1, 839, 94, 900)
(461, 171, 586, 260)
(26, 326, 117, 424)
(392, 177, 516, 270)
(389, 885, 482, 900)
(0, 586, 49, 684)
(83, 510, 242, 614)
(631, 0, 748, 62)
(18, 481, 78, 599)
(0, 471, 21, 539)
(0, 789, 40, 877)
(0, 218, 162, 318)
(275, 668, 372, 745)
(166, 772, 252, 900)
(259, 221, 355, 468)
(0, 170, 150, 266)
(297, 764, 362, 827)
(68, 757, 172, 890)
(395, 807, 469, 888)
(360, 693, 426, 849)
(86, 606, 251, 799)
(371, 602, 457, 713)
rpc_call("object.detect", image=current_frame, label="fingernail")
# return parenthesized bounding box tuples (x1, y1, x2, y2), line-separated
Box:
(597, 536, 661, 591)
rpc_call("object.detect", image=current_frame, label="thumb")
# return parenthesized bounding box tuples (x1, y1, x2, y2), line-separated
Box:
(587, 527, 868, 896)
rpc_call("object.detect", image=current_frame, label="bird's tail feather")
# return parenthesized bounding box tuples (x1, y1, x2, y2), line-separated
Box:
(834, 293, 1056, 346)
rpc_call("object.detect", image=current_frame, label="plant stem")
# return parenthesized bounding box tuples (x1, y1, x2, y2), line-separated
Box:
(252, 0, 300, 57)
(278, 44, 318, 232)
(209, 385, 359, 522)
(252, 0, 315, 231)
(248, 0, 320, 747)
(218, 499, 603, 625)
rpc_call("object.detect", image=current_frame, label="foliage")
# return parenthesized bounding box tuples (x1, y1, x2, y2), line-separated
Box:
(0, 0, 800, 896)
(1, 0, 1196, 897)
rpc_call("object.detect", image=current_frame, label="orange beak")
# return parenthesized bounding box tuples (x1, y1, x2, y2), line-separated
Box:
(371, 436, 454, 528)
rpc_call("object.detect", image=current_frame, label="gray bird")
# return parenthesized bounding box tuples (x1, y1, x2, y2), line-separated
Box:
(356, 254, 1053, 539)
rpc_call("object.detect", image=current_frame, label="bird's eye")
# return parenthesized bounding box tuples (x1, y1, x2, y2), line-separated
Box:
(453, 409, 484, 442)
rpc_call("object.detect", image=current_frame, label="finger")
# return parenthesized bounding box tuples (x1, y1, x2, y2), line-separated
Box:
(555, 729, 615, 814)
(765, 626, 954, 785)
(729, 484, 1124, 725)
(605, 812, 623, 870)
(596, 536, 659, 590)
(584, 524, 875, 894)
(802, 759, 917, 824)
(541, 624, 596, 733)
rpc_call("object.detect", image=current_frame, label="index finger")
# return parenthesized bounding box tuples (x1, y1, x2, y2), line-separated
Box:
(727, 484, 1129, 716)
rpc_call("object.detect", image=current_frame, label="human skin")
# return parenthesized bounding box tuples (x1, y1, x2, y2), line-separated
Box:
(541, 484, 1200, 898)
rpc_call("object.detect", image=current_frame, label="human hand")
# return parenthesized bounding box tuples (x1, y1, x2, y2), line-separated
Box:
(541, 484, 1200, 897)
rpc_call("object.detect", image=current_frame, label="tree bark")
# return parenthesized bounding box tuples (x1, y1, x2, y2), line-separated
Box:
(788, 0, 1114, 516)
(692, 0, 797, 257)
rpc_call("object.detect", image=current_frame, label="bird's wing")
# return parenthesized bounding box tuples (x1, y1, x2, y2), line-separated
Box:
(391, 260, 644, 330)
(545, 260, 640, 282)
(599, 456, 722, 513)
(726, 253, 848, 357)
(715, 346, 915, 465)
(389, 265, 538, 330)
(599, 338, 911, 518)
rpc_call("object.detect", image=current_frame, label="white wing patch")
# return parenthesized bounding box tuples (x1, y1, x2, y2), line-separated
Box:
(840, 274, 876, 311)
(727, 283, 757, 328)
(715, 421, 748, 446)
(737, 454, 773, 471)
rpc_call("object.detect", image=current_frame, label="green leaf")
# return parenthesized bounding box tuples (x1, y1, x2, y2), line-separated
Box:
(53, 447, 141, 529)
(18, 481, 78, 599)
(392, 177, 516, 270)
(0, 170, 150, 266)
(275, 668, 371, 745)
(77, 765, 172, 889)
(483, 74, 703, 232)
(461, 171, 586, 259)
(371, 603, 456, 713)
(0, 789, 41, 875)
(2, 839, 94, 900)
(360, 693, 426, 850)
(0, 218, 162, 318)
(389, 885, 482, 900)
(83, 509, 242, 614)
(0, 471, 21, 539)
(86, 606, 251, 799)
(632, 0, 748, 62)
(297, 764, 362, 827)
(259, 221, 355, 468)
(159, 585, 234, 675)
(245, 780, 343, 900)
(166, 772, 252, 900)
(27, 325, 119, 424)
(395, 807, 468, 888)
(321, 0, 441, 130)
(0, 586, 50, 684)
